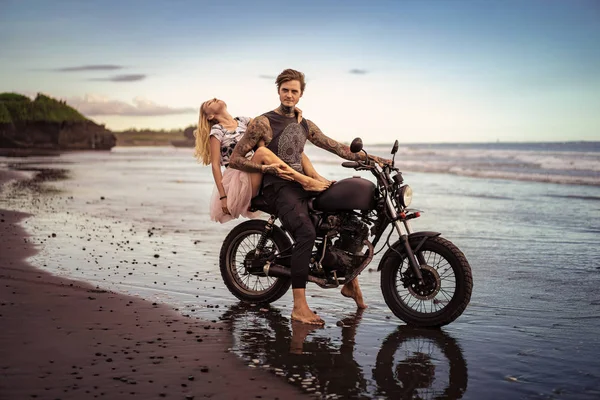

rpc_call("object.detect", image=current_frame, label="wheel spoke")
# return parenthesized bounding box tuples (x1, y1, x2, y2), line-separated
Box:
(438, 287, 454, 302)
(438, 268, 454, 280)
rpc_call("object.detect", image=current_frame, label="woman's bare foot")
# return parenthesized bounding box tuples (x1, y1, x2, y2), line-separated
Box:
(316, 175, 331, 185)
(341, 280, 368, 309)
(301, 177, 330, 192)
(291, 306, 325, 325)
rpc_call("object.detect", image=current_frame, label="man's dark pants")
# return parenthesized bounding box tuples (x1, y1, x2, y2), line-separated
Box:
(262, 179, 316, 289)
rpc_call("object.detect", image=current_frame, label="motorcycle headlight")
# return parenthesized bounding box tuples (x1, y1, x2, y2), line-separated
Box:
(399, 185, 413, 207)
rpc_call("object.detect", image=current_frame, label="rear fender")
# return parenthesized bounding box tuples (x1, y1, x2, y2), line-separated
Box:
(377, 231, 441, 271)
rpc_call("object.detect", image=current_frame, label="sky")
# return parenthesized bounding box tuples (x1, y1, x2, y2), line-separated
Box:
(1, 0, 599, 143)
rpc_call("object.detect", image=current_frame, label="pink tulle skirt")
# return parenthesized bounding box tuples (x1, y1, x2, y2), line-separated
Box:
(210, 168, 262, 223)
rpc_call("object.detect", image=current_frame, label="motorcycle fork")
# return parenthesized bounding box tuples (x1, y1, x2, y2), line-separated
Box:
(396, 231, 424, 284)
(389, 203, 424, 284)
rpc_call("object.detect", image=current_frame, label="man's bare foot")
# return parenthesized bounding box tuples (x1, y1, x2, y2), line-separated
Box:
(341, 281, 368, 309)
(291, 306, 325, 325)
(301, 178, 330, 192)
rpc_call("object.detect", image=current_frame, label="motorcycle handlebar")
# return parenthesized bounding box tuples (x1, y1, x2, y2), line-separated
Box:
(341, 160, 380, 171)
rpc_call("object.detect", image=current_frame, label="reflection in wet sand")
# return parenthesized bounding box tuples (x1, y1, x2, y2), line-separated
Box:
(373, 325, 468, 399)
(220, 303, 468, 399)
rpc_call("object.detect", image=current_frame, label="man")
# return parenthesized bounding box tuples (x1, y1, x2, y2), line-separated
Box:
(229, 68, 386, 325)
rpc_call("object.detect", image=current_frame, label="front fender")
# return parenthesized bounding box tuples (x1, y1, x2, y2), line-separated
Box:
(377, 231, 441, 271)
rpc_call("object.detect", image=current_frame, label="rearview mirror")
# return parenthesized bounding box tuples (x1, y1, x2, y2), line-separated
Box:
(391, 140, 399, 155)
(350, 137, 363, 153)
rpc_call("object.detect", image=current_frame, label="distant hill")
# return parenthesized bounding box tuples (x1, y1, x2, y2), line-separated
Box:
(112, 124, 196, 147)
(113, 126, 193, 147)
(170, 125, 195, 147)
(0, 93, 116, 150)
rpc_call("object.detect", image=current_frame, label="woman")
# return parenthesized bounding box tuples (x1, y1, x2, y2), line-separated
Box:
(194, 98, 330, 223)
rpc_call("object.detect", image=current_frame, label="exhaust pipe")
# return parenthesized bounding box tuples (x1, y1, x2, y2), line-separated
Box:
(263, 263, 330, 288)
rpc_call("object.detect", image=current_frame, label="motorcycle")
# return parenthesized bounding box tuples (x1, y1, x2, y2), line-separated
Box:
(219, 138, 473, 327)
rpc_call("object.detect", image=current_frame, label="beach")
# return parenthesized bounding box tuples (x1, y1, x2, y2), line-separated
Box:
(0, 174, 306, 399)
(0, 218, 307, 400)
(1, 143, 600, 399)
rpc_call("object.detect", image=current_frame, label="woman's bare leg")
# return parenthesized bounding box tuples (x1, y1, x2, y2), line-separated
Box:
(249, 172, 263, 197)
(251, 147, 330, 194)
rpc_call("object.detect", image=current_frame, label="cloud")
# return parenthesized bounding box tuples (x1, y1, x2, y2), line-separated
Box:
(349, 69, 369, 75)
(89, 74, 147, 82)
(56, 65, 124, 72)
(259, 74, 276, 80)
(68, 94, 196, 116)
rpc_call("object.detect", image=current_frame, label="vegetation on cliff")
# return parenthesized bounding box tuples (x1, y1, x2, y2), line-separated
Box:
(0, 93, 87, 124)
(0, 102, 11, 124)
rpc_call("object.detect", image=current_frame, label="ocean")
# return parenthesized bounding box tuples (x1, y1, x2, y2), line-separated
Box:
(1, 141, 599, 399)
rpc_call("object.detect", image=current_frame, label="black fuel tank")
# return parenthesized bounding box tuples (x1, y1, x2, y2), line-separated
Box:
(313, 177, 376, 211)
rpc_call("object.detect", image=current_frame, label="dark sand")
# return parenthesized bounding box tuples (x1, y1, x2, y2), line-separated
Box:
(0, 207, 307, 399)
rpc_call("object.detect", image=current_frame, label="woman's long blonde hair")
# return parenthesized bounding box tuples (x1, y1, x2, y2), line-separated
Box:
(193, 101, 216, 165)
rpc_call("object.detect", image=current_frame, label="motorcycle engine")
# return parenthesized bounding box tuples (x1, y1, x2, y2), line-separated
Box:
(320, 213, 370, 275)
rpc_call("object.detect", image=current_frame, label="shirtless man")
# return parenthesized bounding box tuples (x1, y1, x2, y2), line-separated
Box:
(229, 69, 386, 324)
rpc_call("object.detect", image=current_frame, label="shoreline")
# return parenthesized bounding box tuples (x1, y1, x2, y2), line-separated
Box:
(0, 196, 307, 399)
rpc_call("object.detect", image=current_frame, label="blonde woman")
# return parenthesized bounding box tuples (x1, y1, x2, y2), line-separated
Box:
(194, 98, 330, 223)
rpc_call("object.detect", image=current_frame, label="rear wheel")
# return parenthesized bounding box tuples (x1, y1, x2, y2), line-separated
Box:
(220, 220, 292, 303)
(380, 236, 472, 327)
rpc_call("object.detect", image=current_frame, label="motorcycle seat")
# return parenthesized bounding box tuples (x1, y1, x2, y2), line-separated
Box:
(249, 195, 277, 214)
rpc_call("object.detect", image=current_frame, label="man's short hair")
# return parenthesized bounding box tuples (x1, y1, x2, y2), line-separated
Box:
(275, 69, 306, 94)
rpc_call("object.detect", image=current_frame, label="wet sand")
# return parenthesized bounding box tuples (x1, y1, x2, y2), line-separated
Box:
(2, 148, 600, 399)
(0, 206, 307, 399)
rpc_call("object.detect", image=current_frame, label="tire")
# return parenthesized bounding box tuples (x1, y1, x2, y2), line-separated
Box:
(373, 326, 468, 399)
(219, 220, 292, 303)
(380, 236, 473, 327)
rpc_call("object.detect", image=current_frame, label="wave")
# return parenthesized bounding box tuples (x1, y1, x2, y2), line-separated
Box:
(463, 193, 514, 201)
(550, 194, 600, 202)
(304, 142, 600, 187)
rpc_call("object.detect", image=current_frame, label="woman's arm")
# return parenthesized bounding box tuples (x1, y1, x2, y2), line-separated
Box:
(210, 136, 229, 214)
(301, 153, 329, 183)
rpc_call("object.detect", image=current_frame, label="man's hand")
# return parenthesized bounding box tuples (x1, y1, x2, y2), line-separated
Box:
(263, 163, 295, 181)
(369, 155, 392, 167)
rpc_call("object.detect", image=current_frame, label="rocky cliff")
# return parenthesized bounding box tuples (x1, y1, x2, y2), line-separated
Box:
(0, 93, 116, 150)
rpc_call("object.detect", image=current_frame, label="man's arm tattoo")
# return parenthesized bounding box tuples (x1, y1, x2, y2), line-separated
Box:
(229, 116, 270, 172)
(306, 120, 362, 161)
(306, 120, 388, 164)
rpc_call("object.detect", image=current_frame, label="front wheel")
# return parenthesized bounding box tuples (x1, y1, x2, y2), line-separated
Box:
(219, 219, 292, 303)
(380, 236, 472, 327)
